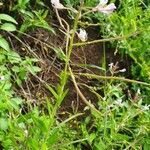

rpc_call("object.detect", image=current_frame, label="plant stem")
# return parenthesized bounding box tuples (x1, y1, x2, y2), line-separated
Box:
(65, 2, 83, 70)
(69, 67, 101, 115)
(77, 73, 150, 86)
(72, 32, 138, 47)
(63, 1, 102, 115)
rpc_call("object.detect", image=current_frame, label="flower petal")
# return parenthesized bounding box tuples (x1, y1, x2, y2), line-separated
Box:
(0, 76, 5, 81)
(51, 0, 64, 9)
(99, 0, 108, 6)
(77, 29, 88, 42)
(98, 3, 116, 14)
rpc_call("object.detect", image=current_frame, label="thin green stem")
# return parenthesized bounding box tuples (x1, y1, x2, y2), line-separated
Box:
(65, 3, 83, 71)
(82, 9, 94, 17)
(76, 73, 150, 86)
(78, 21, 102, 26)
(63, 1, 102, 115)
(72, 32, 138, 47)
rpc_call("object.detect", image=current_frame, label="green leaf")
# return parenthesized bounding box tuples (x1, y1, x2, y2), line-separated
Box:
(89, 133, 96, 144)
(3, 82, 12, 90)
(9, 98, 22, 110)
(1, 23, 16, 31)
(16, 78, 22, 86)
(33, 21, 55, 34)
(27, 138, 39, 150)
(20, 10, 34, 19)
(19, 68, 27, 80)
(7, 51, 22, 63)
(47, 85, 58, 99)
(144, 143, 150, 150)
(0, 118, 8, 131)
(0, 14, 18, 24)
(0, 37, 10, 50)
(33, 117, 48, 132)
(12, 66, 20, 73)
(0, 51, 6, 63)
(52, 47, 66, 61)
(41, 143, 48, 150)
(27, 66, 41, 75)
(47, 129, 59, 147)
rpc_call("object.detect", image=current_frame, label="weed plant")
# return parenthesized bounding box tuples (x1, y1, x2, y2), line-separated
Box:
(0, 0, 150, 149)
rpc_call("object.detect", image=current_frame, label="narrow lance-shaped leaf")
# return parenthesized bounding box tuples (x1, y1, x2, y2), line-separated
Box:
(1, 23, 16, 31)
(0, 14, 18, 24)
(0, 37, 10, 50)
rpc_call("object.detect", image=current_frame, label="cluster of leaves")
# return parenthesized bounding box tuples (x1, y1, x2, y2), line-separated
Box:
(0, 99, 82, 149)
(0, 29, 43, 150)
(0, 14, 18, 50)
(0, 1, 50, 149)
(80, 82, 150, 149)
(101, 0, 150, 81)
(0, 1, 82, 149)
(60, 0, 150, 149)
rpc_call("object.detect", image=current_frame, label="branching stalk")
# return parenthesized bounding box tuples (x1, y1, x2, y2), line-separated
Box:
(73, 32, 138, 47)
(69, 67, 101, 115)
(77, 73, 150, 86)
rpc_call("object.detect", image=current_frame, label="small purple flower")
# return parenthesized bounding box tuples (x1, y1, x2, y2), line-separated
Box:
(93, 0, 116, 15)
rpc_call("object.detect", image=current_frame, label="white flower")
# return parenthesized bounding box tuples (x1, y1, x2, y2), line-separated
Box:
(108, 62, 114, 70)
(119, 68, 126, 73)
(142, 104, 150, 111)
(98, 3, 116, 14)
(93, 0, 116, 14)
(99, 0, 108, 6)
(24, 130, 28, 137)
(0, 76, 4, 81)
(77, 29, 88, 42)
(51, 0, 64, 9)
(115, 99, 126, 107)
(137, 89, 141, 95)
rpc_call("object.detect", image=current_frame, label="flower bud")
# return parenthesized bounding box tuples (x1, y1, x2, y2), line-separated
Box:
(77, 29, 88, 42)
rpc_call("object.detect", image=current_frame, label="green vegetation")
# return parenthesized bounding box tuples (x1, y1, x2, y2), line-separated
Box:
(0, 0, 150, 149)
